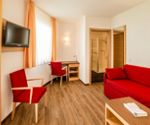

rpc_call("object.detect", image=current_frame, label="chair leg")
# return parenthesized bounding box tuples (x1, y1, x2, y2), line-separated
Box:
(66, 74, 68, 82)
(44, 91, 48, 107)
(50, 75, 54, 84)
(11, 102, 16, 120)
(60, 76, 63, 86)
(51, 78, 53, 84)
(35, 104, 38, 123)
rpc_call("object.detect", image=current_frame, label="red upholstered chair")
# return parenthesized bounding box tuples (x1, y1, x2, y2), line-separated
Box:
(50, 62, 67, 86)
(10, 69, 47, 123)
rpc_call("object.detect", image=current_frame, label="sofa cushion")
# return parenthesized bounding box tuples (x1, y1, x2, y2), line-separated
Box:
(106, 79, 150, 107)
(106, 68, 127, 80)
(124, 64, 150, 87)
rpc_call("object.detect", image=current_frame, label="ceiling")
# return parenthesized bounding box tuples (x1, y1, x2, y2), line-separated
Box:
(35, 0, 146, 20)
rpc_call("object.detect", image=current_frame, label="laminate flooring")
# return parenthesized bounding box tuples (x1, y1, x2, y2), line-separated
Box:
(2, 81, 108, 125)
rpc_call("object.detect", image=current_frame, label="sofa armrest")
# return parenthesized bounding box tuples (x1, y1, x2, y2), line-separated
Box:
(12, 87, 33, 104)
(104, 73, 108, 80)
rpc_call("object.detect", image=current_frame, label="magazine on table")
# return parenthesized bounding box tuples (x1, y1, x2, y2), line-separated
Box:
(123, 102, 148, 117)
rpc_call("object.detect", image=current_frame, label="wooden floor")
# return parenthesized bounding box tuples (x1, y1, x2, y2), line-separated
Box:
(2, 81, 108, 125)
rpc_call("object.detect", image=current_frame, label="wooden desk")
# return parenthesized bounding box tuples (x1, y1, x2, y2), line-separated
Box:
(62, 61, 80, 81)
(62, 61, 80, 65)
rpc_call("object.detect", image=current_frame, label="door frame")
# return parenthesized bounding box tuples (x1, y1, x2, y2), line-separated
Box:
(89, 28, 112, 84)
(0, 0, 2, 124)
(112, 25, 126, 67)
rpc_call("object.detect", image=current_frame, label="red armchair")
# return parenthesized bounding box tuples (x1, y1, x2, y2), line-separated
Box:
(50, 62, 67, 86)
(10, 69, 47, 123)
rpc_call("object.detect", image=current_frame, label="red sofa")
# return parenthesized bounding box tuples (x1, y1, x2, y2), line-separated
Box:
(104, 64, 150, 108)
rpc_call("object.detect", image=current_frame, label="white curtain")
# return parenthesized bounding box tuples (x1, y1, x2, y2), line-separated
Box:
(35, 8, 52, 65)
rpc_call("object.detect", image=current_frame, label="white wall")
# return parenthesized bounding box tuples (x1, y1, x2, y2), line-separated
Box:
(3, 0, 25, 25)
(76, 16, 87, 83)
(112, 0, 150, 67)
(86, 16, 112, 29)
(1, 0, 25, 121)
(73, 16, 112, 84)
(56, 18, 89, 83)
(56, 19, 78, 61)
(65, 16, 111, 84)
(1, 52, 24, 121)
(1, 0, 51, 121)
(79, 4, 150, 83)
(75, 2, 150, 84)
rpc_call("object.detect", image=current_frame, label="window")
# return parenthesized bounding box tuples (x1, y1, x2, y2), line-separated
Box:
(35, 8, 52, 65)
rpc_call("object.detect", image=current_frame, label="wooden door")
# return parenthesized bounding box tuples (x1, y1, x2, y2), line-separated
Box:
(97, 31, 108, 73)
(113, 32, 124, 67)
(90, 30, 111, 83)
(91, 37, 99, 72)
(91, 31, 109, 73)
(113, 26, 126, 68)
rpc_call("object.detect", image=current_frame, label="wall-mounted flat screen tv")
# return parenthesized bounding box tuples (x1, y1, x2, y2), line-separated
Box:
(3, 21, 30, 47)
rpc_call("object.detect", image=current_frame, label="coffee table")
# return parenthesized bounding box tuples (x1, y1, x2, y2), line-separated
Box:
(105, 97, 150, 125)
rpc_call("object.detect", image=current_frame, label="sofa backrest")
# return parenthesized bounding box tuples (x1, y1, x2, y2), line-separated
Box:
(124, 64, 150, 87)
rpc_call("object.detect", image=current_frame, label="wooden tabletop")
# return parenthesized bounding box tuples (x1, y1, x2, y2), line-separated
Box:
(106, 97, 150, 125)
(62, 61, 79, 65)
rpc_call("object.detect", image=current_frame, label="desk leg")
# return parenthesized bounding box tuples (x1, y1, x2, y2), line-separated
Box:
(66, 66, 68, 82)
(60, 76, 63, 86)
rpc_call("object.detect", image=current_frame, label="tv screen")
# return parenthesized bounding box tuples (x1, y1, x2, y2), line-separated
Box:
(3, 21, 30, 47)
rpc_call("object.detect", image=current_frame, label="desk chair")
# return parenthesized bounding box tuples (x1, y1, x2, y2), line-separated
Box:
(50, 62, 67, 86)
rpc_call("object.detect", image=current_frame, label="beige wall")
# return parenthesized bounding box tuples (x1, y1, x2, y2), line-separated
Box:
(75, 16, 112, 84)
(1, 0, 51, 121)
(79, 1, 150, 83)
(76, 1, 150, 83)
(112, 0, 150, 67)
(76, 16, 87, 83)
(74, 16, 112, 84)
(85, 16, 112, 83)
(1, 0, 25, 120)
(3, 0, 25, 24)
(56, 19, 78, 61)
